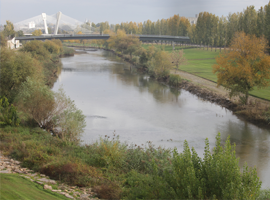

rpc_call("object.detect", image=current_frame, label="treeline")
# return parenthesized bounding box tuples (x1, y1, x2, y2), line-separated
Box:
(190, 4, 270, 47)
(92, 2, 270, 47)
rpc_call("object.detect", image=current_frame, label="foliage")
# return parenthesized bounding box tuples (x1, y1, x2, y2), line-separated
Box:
(0, 127, 262, 199)
(148, 50, 173, 79)
(20, 40, 51, 61)
(213, 32, 270, 104)
(51, 88, 86, 143)
(3, 20, 15, 39)
(0, 47, 43, 101)
(16, 79, 86, 143)
(15, 77, 55, 128)
(20, 40, 63, 86)
(257, 188, 270, 200)
(44, 40, 62, 54)
(0, 32, 7, 47)
(169, 74, 182, 87)
(162, 134, 261, 199)
(61, 46, 75, 56)
(16, 30, 24, 37)
(0, 97, 20, 127)
(31, 29, 43, 36)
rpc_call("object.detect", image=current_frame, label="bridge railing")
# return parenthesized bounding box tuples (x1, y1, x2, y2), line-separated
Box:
(15, 34, 190, 42)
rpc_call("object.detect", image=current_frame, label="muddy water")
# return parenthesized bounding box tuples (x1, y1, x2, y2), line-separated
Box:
(53, 50, 270, 188)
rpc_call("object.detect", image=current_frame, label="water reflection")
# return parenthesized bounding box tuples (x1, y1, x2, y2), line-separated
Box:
(54, 49, 270, 188)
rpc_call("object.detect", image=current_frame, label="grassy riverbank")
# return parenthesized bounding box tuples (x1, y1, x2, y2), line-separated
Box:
(0, 174, 68, 200)
(142, 44, 270, 101)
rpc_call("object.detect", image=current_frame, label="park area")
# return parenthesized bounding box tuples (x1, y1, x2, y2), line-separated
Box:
(142, 44, 270, 101)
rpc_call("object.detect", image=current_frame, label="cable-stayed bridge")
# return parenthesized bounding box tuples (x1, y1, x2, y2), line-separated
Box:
(14, 12, 190, 43)
(14, 12, 91, 35)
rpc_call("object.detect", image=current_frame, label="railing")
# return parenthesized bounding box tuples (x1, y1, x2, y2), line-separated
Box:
(15, 34, 190, 42)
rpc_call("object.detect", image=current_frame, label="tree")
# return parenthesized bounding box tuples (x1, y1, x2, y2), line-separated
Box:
(148, 50, 173, 79)
(3, 20, 15, 39)
(16, 78, 86, 143)
(265, 2, 270, 46)
(171, 49, 187, 71)
(16, 30, 24, 37)
(213, 32, 270, 104)
(32, 29, 43, 36)
(0, 47, 43, 101)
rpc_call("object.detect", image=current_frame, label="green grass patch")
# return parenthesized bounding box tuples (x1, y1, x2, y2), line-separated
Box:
(0, 174, 68, 200)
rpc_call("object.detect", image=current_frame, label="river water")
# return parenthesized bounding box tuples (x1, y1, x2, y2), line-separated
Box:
(53, 49, 270, 188)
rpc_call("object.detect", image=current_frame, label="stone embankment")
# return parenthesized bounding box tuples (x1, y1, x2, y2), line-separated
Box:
(0, 151, 97, 200)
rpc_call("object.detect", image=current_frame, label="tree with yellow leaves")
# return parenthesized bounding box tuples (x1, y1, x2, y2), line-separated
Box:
(213, 32, 270, 104)
(32, 29, 43, 36)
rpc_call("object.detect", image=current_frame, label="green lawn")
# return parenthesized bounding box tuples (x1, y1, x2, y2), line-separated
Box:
(0, 174, 68, 200)
(142, 44, 270, 101)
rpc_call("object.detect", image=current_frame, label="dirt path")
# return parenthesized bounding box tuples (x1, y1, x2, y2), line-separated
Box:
(171, 69, 270, 106)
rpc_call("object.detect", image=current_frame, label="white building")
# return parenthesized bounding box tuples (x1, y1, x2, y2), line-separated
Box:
(187, 14, 198, 25)
(7, 38, 20, 49)
(28, 21, 35, 29)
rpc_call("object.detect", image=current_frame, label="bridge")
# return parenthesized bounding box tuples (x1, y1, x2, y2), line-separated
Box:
(15, 34, 190, 42)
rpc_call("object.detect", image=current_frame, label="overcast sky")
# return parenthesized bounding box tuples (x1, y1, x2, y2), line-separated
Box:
(1, 0, 269, 25)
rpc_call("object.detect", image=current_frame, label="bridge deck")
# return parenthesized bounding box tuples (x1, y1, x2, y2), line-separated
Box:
(16, 34, 190, 42)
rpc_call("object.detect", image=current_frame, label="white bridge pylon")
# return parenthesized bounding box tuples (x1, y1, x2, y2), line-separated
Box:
(14, 12, 84, 35)
(41, 13, 48, 34)
(54, 11, 62, 35)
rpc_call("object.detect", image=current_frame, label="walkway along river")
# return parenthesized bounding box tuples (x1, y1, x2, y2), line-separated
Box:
(53, 49, 270, 189)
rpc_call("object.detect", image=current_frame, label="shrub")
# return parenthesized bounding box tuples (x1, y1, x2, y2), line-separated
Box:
(0, 96, 20, 127)
(169, 74, 182, 87)
(15, 77, 55, 128)
(16, 79, 86, 143)
(163, 133, 261, 199)
(41, 159, 101, 187)
(0, 48, 43, 101)
(148, 51, 173, 80)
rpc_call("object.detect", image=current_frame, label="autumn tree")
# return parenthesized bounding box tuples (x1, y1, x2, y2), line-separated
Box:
(148, 50, 173, 79)
(213, 32, 270, 104)
(171, 49, 187, 71)
(32, 29, 43, 36)
(3, 20, 15, 39)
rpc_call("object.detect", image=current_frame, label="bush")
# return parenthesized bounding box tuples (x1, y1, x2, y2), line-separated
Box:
(0, 97, 20, 127)
(122, 134, 261, 199)
(16, 79, 86, 143)
(148, 51, 173, 80)
(0, 48, 43, 101)
(41, 159, 100, 187)
(169, 74, 182, 87)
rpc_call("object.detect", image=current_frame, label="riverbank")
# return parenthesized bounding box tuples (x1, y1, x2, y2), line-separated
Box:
(0, 151, 98, 199)
(69, 45, 270, 127)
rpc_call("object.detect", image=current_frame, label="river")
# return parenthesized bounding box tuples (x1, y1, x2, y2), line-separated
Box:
(53, 49, 270, 188)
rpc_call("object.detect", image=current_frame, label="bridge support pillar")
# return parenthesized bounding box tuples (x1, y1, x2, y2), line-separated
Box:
(172, 41, 175, 50)
(54, 11, 62, 35)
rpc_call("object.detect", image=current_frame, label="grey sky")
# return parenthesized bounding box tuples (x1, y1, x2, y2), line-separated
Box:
(1, 0, 269, 25)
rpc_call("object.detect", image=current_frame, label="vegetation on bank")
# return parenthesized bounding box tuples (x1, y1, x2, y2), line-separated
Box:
(0, 126, 264, 199)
